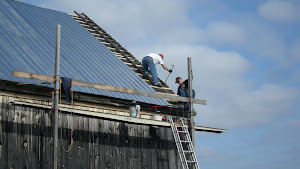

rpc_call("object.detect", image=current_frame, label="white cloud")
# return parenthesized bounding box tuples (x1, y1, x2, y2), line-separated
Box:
(258, 0, 299, 23)
(234, 18, 288, 62)
(205, 21, 246, 45)
(197, 84, 299, 128)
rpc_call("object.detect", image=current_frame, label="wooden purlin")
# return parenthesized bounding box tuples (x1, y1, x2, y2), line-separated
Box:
(70, 12, 175, 95)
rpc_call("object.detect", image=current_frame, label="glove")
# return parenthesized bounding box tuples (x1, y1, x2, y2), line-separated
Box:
(169, 69, 173, 73)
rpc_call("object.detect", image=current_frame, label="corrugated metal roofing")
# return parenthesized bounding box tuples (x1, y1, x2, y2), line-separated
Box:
(0, 0, 169, 105)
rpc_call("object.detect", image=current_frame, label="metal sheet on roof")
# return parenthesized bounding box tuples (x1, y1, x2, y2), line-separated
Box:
(0, 0, 169, 105)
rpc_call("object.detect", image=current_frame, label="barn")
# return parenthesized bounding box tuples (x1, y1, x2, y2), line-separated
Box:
(0, 0, 226, 168)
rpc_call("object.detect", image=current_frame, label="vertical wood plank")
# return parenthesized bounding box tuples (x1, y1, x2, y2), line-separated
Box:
(114, 121, 121, 169)
(157, 127, 163, 169)
(44, 109, 53, 169)
(136, 124, 143, 168)
(109, 120, 116, 169)
(7, 98, 16, 169)
(35, 108, 42, 169)
(0, 96, 4, 168)
(66, 111, 73, 169)
(78, 116, 84, 169)
(89, 117, 95, 169)
(70, 114, 79, 169)
(94, 117, 100, 169)
(149, 126, 158, 169)
(27, 107, 34, 169)
(98, 118, 105, 169)
(56, 110, 61, 169)
(162, 127, 169, 169)
(124, 122, 130, 169)
(38, 109, 46, 169)
(1, 96, 9, 169)
(84, 116, 91, 169)
(40, 109, 46, 169)
(118, 122, 127, 169)
(127, 124, 134, 169)
(60, 112, 68, 168)
(32, 107, 40, 169)
(14, 103, 21, 169)
(141, 125, 149, 169)
(167, 127, 177, 169)
(132, 124, 138, 169)
(48, 110, 54, 169)
(103, 119, 110, 169)
(163, 127, 170, 169)
(20, 105, 30, 169)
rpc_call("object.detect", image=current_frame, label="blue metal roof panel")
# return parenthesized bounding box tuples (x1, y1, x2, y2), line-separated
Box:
(0, 0, 169, 105)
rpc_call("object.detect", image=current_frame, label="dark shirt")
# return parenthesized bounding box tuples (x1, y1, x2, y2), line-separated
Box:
(177, 79, 189, 95)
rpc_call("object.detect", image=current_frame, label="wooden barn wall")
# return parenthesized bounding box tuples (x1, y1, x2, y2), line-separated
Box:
(0, 95, 183, 169)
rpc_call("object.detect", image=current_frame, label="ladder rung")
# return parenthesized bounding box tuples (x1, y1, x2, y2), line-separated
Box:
(187, 161, 197, 163)
(174, 122, 183, 124)
(178, 131, 188, 133)
(184, 150, 194, 153)
(180, 140, 191, 143)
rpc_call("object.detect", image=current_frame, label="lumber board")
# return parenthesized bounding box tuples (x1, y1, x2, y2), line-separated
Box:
(12, 70, 207, 105)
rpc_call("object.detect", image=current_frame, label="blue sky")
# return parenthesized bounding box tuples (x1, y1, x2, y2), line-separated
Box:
(19, 0, 300, 168)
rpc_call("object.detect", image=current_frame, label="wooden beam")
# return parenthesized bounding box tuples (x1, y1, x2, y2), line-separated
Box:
(13, 70, 55, 82)
(194, 126, 227, 133)
(12, 70, 207, 105)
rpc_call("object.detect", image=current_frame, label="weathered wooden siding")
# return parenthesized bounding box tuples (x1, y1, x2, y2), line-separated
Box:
(0, 95, 183, 169)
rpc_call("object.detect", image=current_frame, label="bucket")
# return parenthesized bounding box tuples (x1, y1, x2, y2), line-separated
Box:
(153, 115, 162, 121)
(129, 106, 137, 117)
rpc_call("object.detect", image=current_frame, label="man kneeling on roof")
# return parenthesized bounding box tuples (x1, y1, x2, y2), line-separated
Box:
(176, 77, 195, 112)
(142, 53, 172, 87)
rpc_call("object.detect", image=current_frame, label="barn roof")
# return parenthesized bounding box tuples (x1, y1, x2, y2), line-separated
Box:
(0, 0, 169, 105)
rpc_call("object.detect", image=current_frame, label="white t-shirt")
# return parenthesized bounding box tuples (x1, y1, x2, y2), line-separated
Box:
(148, 53, 164, 65)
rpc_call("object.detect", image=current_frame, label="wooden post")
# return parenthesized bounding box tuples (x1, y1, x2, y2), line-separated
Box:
(53, 24, 61, 169)
(187, 57, 194, 146)
(188, 57, 195, 169)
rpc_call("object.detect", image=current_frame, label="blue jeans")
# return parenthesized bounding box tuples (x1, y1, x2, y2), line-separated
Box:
(179, 89, 195, 98)
(142, 56, 158, 85)
(179, 89, 195, 112)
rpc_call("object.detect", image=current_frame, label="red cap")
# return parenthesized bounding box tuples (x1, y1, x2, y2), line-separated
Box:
(159, 54, 164, 60)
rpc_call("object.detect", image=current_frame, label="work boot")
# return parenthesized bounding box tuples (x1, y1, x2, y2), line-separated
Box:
(153, 83, 162, 87)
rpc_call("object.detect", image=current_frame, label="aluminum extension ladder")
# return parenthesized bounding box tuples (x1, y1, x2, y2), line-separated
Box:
(168, 116, 200, 169)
